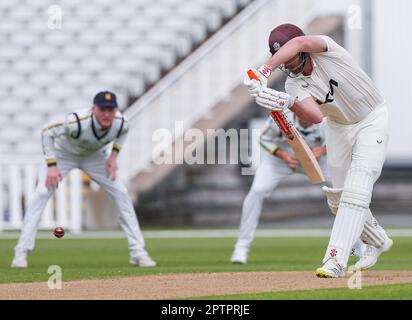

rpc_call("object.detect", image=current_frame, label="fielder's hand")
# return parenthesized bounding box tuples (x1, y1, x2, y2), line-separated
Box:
(276, 149, 299, 172)
(311, 146, 326, 160)
(46, 166, 62, 192)
(255, 87, 295, 112)
(106, 154, 118, 181)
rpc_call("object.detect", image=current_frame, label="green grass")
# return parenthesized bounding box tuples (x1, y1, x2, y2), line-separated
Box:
(1, 236, 412, 299)
(198, 283, 412, 300)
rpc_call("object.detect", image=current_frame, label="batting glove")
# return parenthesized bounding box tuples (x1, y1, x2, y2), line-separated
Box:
(254, 65, 272, 87)
(255, 87, 295, 112)
(243, 65, 272, 96)
(243, 75, 261, 97)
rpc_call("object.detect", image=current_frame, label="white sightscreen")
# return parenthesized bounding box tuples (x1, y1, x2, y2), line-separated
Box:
(372, 0, 412, 164)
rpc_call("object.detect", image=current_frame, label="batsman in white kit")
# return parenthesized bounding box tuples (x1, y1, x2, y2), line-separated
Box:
(12, 91, 156, 268)
(244, 24, 393, 277)
(231, 115, 330, 264)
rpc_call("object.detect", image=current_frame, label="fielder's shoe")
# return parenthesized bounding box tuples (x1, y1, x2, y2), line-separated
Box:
(315, 258, 345, 278)
(11, 251, 28, 268)
(355, 238, 393, 270)
(130, 254, 157, 267)
(230, 248, 248, 264)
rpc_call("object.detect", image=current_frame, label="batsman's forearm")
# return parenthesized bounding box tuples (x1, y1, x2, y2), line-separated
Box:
(265, 38, 302, 71)
(290, 100, 323, 124)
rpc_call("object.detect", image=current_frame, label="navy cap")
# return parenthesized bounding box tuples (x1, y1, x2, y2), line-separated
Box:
(93, 91, 118, 108)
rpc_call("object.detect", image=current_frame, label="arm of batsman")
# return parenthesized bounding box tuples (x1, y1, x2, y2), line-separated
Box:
(255, 87, 295, 112)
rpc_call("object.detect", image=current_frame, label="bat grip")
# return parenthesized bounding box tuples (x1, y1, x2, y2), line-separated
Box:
(247, 69, 259, 81)
(247, 69, 294, 139)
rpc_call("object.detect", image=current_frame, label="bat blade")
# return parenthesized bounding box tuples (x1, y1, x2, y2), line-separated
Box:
(287, 127, 325, 184)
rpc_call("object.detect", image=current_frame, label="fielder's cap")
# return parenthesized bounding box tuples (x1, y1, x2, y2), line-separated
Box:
(268, 23, 305, 55)
(93, 91, 118, 108)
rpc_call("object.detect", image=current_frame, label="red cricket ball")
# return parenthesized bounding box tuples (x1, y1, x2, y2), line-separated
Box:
(53, 227, 65, 238)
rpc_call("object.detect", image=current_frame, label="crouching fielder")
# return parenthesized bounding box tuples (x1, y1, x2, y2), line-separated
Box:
(231, 115, 330, 264)
(244, 24, 392, 277)
(12, 91, 156, 268)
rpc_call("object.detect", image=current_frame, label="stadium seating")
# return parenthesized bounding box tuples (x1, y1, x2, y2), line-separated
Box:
(0, 0, 252, 155)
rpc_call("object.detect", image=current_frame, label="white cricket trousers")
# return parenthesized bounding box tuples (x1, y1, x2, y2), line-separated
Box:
(15, 150, 148, 259)
(235, 151, 329, 250)
(323, 105, 389, 267)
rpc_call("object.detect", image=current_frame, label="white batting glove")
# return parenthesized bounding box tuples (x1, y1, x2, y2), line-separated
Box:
(255, 87, 295, 112)
(243, 75, 261, 97)
(244, 65, 272, 97)
(255, 65, 272, 87)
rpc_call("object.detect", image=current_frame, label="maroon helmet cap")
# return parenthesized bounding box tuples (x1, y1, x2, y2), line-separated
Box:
(268, 23, 305, 55)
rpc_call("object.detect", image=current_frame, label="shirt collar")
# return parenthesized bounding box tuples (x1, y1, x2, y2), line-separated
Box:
(91, 113, 111, 140)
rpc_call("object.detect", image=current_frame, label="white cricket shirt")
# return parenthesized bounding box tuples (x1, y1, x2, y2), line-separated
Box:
(285, 36, 384, 125)
(41, 108, 129, 163)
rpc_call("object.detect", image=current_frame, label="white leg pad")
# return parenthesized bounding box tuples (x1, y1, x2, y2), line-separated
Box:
(323, 203, 368, 268)
(323, 166, 377, 268)
(323, 186, 387, 247)
(340, 166, 375, 208)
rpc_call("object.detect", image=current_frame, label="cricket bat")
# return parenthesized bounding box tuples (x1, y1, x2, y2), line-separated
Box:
(247, 69, 325, 184)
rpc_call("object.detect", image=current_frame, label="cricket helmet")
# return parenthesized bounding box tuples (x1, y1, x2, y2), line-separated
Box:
(268, 23, 307, 77)
(268, 23, 305, 55)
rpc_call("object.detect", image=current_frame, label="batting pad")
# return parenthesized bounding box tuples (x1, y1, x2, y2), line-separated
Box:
(323, 186, 387, 248)
(341, 166, 378, 209)
(323, 202, 368, 268)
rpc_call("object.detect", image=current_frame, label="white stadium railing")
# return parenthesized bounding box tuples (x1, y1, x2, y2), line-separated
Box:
(0, 156, 83, 232)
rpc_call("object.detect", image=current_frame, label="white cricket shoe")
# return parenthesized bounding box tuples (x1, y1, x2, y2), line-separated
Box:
(11, 251, 28, 268)
(315, 258, 345, 278)
(351, 241, 365, 259)
(130, 254, 157, 267)
(355, 238, 393, 270)
(230, 248, 248, 264)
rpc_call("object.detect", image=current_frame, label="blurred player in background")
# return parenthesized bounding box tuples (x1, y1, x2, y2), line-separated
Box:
(244, 24, 393, 277)
(231, 115, 330, 264)
(11, 91, 156, 268)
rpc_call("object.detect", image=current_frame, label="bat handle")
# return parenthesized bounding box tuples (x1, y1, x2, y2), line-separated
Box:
(247, 69, 294, 139)
(247, 69, 259, 81)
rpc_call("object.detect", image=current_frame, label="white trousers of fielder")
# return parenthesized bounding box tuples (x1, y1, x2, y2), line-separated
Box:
(15, 150, 148, 259)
